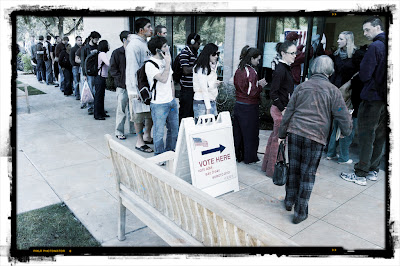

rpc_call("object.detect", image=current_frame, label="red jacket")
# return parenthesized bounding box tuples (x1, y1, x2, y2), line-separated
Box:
(234, 65, 262, 105)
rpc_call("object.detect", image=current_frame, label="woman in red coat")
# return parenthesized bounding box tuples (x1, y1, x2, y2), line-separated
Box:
(233, 45, 267, 164)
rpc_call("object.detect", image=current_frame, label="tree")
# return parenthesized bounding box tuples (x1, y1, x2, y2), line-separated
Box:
(17, 16, 83, 44)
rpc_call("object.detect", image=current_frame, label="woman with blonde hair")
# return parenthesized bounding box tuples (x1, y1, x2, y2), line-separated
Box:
(326, 31, 361, 164)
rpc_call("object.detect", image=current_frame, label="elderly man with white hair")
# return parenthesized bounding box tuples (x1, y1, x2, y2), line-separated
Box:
(278, 55, 353, 224)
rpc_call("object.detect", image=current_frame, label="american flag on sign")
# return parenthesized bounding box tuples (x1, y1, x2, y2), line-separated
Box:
(193, 138, 208, 148)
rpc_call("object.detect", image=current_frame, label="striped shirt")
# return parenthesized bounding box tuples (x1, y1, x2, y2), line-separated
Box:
(179, 46, 197, 91)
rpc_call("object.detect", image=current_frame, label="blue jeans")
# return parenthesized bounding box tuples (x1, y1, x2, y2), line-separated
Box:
(72, 66, 80, 99)
(86, 75, 96, 112)
(193, 100, 217, 120)
(44, 60, 53, 84)
(36, 59, 45, 81)
(327, 118, 358, 162)
(150, 99, 179, 156)
(58, 64, 65, 91)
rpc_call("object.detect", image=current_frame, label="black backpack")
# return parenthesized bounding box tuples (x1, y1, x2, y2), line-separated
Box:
(84, 48, 101, 76)
(172, 53, 183, 83)
(136, 60, 159, 105)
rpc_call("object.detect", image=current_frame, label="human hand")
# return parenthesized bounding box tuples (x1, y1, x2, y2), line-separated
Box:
(278, 138, 285, 145)
(259, 78, 268, 87)
(281, 107, 286, 116)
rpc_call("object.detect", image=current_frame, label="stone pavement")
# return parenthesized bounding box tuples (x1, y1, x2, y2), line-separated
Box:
(15, 72, 386, 249)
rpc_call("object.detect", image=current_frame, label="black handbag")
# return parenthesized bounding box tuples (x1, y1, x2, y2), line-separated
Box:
(272, 142, 288, 186)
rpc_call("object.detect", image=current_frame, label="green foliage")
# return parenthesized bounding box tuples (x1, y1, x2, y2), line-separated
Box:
(216, 83, 273, 130)
(106, 70, 116, 91)
(21, 53, 33, 73)
(17, 204, 101, 250)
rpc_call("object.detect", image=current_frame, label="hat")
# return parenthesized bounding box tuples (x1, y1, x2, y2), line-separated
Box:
(286, 31, 302, 42)
(38, 35, 44, 40)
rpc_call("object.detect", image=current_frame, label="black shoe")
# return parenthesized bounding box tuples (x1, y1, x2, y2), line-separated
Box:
(102, 114, 110, 117)
(104, 110, 108, 114)
(88, 111, 94, 115)
(285, 205, 292, 211)
(95, 117, 105, 120)
(293, 215, 308, 224)
(54, 84, 59, 87)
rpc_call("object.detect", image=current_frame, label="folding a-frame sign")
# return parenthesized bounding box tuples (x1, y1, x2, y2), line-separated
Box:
(173, 112, 239, 197)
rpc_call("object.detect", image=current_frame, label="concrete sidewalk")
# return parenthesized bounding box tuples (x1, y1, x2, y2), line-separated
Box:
(16, 72, 386, 249)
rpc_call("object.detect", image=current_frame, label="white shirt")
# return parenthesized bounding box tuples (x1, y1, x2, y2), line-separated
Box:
(145, 57, 174, 104)
(193, 65, 218, 109)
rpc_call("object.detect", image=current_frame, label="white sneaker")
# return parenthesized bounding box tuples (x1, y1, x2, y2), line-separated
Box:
(340, 172, 367, 186)
(338, 159, 353, 164)
(366, 170, 378, 181)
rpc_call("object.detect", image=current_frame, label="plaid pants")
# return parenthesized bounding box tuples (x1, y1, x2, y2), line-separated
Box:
(285, 133, 324, 220)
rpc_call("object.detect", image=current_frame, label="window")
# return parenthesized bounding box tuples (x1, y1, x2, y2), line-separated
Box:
(195, 16, 226, 78)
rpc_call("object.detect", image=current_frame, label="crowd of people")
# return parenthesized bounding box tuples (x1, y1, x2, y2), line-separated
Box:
(27, 16, 387, 224)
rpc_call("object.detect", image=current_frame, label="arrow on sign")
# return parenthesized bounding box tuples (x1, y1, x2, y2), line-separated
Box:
(201, 145, 226, 155)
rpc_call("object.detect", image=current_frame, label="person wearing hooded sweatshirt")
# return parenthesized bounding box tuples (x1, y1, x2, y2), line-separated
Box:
(125, 18, 154, 153)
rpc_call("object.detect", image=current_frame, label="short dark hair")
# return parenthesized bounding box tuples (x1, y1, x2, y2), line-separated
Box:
(363, 16, 384, 31)
(98, 40, 109, 53)
(38, 35, 44, 40)
(119, 30, 132, 42)
(89, 31, 101, 40)
(134, 18, 151, 34)
(155, 25, 166, 34)
(75, 35, 82, 40)
(63, 36, 69, 42)
(46, 35, 51, 41)
(187, 33, 201, 45)
(147, 36, 167, 55)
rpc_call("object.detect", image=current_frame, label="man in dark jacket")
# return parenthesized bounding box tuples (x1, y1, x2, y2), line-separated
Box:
(35, 35, 45, 83)
(70, 36, 83, 100)
(341, 17, 387, 186)
(55, 37, 69, 92)
(109, 31, 135, 139)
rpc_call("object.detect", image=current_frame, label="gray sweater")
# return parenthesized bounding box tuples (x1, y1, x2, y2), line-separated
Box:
(279, 74, 352, 145)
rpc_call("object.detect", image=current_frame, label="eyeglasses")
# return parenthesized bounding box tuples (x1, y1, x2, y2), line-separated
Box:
(212, 52, 220, 57)
(286, 51, 297, 56)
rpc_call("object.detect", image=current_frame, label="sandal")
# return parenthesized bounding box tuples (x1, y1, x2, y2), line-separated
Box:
(135, 144, 153, 153)
(116, 135, 126, 140)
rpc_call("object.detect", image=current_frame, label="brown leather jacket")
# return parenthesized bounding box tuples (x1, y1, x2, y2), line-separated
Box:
(279, 74, 352, 145)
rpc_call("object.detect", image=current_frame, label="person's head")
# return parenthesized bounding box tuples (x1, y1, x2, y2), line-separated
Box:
(194, 43, 219, 75)
(135, 18, 152, 38)
(30, 35, 35, 42)
(38, 35, 44, 42)
(285, 31, 302, 43)
(66, 44, 72, 53)
(89, 31, 101, 45)
(98, 40, 110, 53)
(276, 40, 297, 65)
(147, 35, 168, 56)
(238, 45, 262, 70)
(46, 35, 51, 42)
(62, 36, 69, 44)
(363, 17, 384, 41)
(55, 36, 61, 44)
(119, 30, 133, 45)
(187, 33, 201, 52)
(155, 25, 167, 37)
(310, 55, 334, 77)
(75, 36, 83, 46)
(335, 31, 356, 58)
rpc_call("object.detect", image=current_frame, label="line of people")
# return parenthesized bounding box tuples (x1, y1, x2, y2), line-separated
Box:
(31, 17, 386, 225)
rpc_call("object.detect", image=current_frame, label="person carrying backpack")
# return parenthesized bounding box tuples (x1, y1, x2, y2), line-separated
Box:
(44, 35, 54, 85)
(126, 17, 154, 153)
(145, 36, 178, 160)
(35, 35, 45, 83)
(80, 31, 101, 115)
(174, 33, 201, 123)
(55, 37, 69, 92)
(59, 44, 73, 96)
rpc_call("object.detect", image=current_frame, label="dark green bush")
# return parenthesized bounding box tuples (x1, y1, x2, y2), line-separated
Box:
(20, 53, 33, 73)
(216, 83, 273, 130)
